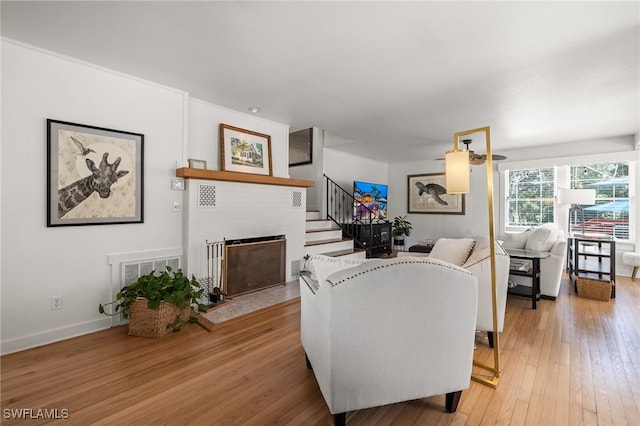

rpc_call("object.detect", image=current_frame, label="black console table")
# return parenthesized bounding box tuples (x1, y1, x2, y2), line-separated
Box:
(343, 222, 392, 257)
(505, 248, 550, 309)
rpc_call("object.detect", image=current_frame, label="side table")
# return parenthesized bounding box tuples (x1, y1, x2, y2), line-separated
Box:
(504, 248, 550, 309)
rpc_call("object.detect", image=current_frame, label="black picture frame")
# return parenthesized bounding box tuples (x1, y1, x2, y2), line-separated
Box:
(47, 119, 144, 227)
(289, 128, 313, 167)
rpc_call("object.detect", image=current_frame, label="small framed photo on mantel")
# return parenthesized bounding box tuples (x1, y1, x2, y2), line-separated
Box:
(188, 158, 207, 169)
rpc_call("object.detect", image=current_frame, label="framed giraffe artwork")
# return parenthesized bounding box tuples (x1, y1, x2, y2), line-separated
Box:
(47, 119, 144, 227)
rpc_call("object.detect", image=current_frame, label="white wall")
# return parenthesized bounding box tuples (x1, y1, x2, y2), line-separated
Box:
(187, 99, 290, 178)
(0, 40, 299, 354)
(323, 148, 389, 193)
(1, 40, 185, 353)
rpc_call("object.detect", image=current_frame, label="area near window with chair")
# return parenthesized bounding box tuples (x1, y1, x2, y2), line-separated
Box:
(504, 161, 631, 241)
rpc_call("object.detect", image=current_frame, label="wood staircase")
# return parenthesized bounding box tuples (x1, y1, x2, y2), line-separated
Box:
(303, 211, 366, 259)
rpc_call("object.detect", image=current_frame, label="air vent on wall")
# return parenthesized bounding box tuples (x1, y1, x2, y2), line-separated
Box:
(198, 184, 217, 208)
(122, 257, 181, 287)
(290, 259, 301, 278)
(292, 190, 302, 208)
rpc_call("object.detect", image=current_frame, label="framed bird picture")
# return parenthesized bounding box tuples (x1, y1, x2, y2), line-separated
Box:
(46, 119, 144, 227)
(407, 173, 465, 214)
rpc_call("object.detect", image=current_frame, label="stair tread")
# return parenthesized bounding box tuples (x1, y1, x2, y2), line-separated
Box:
(305, 237, 352, 247)
(322, 248, 366, 257)
(306, 228, 340, 234)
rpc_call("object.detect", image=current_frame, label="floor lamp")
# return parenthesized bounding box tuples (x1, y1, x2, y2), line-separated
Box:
(445, 126, 501, 388)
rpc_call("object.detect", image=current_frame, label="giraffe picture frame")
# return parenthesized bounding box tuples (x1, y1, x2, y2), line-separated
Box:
(47, 119, 144, 227)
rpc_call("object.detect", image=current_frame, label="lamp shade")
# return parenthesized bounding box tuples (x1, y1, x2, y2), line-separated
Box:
(445, 149, 470, 194)
(557, 188, 596, 205)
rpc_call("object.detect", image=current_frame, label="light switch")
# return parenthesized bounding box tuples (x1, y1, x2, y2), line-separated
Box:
(171, 178, 185, 191)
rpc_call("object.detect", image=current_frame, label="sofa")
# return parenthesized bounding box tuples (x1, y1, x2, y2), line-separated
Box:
(501, 223, 567, 298)
(398, 236, 510, 347)
(300, 255, 478, 425)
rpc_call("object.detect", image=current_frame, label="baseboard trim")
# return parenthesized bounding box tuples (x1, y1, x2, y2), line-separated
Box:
(1, 318, 111, 355)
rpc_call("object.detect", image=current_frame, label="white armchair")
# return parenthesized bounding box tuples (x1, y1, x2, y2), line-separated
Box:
(461, 236, 510, 348)
(398, 236, 510, 348)
(300, 256, 478, 425)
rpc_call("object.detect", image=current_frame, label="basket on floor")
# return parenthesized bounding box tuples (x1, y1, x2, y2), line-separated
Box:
(576, 278, 612, 302)
(128, 297, 193, 338)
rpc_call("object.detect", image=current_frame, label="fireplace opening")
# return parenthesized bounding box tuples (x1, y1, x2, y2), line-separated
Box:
(225, 235, 286, 297)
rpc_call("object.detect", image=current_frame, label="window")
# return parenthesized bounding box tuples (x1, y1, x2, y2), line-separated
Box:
(570, 162, 629, 240)
(503, 161, 632, 241)
(506, 167, 555, 230)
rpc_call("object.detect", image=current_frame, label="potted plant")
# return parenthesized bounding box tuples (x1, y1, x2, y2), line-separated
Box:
(99, 266, 206, 338)
(392, 215, 413, 249)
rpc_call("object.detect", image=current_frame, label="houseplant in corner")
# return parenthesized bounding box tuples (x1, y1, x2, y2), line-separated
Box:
(99, 266, 206, 338)
(392, 215, 413, 250)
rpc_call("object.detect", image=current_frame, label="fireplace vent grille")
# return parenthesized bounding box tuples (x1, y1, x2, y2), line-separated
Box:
(198, 184, 217, 208)
(292, 190, 303, 208)
(290, 259, 301, 278)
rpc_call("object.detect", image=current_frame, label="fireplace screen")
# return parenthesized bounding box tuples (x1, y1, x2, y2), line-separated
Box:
(225, 236, 286, 297)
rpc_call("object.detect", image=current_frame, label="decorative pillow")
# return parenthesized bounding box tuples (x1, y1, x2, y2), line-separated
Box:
(305, 254, 368, 284)
(429, 238, 476, 266)
(525, 223, 558, 252)
(501, 229, 533, 249)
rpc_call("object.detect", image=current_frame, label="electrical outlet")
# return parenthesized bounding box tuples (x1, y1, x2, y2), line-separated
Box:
(51, 296, 63, 310)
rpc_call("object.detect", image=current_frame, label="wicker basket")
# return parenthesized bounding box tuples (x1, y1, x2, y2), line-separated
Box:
(128, 297, 193, 338)
(576, 278, 612, 302)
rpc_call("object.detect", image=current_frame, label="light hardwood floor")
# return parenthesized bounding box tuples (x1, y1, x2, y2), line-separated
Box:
(2, 275, 639, 425)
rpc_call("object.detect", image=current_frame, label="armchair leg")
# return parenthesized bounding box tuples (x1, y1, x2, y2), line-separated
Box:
(305, 353, 312, 370)
(445, 391, 462, 413)
(487, 331, 494, 348)
(333, 412, 346, 426)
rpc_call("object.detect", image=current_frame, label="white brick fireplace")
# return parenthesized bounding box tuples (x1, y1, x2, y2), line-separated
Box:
(182, 173, 311, 290)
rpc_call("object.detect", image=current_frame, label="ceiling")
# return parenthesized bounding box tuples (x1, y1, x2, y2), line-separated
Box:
(2, 1, 639, 163)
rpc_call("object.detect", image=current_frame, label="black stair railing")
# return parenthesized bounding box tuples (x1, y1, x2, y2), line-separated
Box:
(324, 174, 375, 255)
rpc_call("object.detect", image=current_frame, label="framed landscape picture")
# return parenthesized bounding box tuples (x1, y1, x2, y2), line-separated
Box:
(407, 173, 465, 214)
(220, 124, 272, 176)
(47, 119, 144, 227)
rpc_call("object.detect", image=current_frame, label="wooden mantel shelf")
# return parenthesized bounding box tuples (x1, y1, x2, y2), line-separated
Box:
(176, 168, 315, 188)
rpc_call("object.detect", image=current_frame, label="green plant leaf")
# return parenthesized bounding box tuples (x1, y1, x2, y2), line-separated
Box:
(98, 265, 204, 333)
